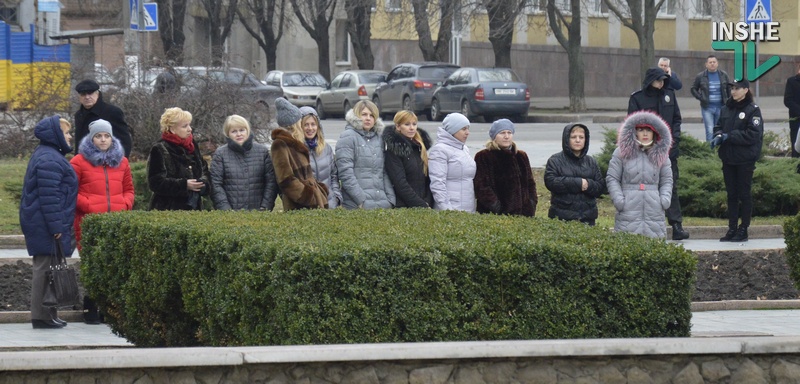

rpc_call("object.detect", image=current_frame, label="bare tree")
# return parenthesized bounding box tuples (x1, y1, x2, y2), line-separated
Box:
(343, 0, 375, 69)
(237, 0, 289, 71)
(546, 0, 584, 112)
(411, 0, 455, 62)
(602, 0, 664, 81)
(197, 0, 240, 66)
(479, 0, 525, 68)
(156, 0, 188, 64)
(289, 0, 338, 81)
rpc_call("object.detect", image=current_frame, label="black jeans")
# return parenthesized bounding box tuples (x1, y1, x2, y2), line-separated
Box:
(722, 163, 756, 229)
(666, 157, 683, 225)
(791, 118, 800, 158)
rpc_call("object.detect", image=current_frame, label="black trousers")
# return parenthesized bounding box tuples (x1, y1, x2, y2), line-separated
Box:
(791, 118, 800, 158)
(722, 163, 756, 229)
(666, 157, 683, 225)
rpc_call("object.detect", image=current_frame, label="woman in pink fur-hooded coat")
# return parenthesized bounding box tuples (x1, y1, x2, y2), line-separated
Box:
(606, 111, 673, 238)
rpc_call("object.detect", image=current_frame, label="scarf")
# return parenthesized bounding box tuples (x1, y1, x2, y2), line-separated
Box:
(636, 139, 654, 150)
(162, 131, 195, 153)
(227, 135, 254, 154)
(305, 137, 318, 151)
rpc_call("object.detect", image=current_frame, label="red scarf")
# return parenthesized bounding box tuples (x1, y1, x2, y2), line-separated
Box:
(161, 132, 195, 154)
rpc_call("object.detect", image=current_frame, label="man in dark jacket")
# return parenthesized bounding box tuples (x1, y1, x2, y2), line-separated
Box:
(690, 55, 731, 142)
(628, 67, 689, 240)
(74, 79, 133, 158)
(783, 62, 800, 158)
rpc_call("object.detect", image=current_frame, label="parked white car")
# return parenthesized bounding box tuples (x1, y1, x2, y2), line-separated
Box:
(264, 70, 328, 107)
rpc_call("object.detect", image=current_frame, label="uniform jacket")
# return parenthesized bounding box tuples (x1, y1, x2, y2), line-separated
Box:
(71, 136, 134, 246)
(606, 111, 674, 239)
(715, 94, 763, 165)
(784, 74, 800, 118)
(544, 124, 605, 223)
(270, 128, 329, 210)
(428, 127, 476, 212)
(628, 67, 682, 160)
(335, 109, 395, 209)
(147, 138, 210, 211)
(691, 69, 732, 108)
(474, 144, 537, 217)
(308, 143, 342, 208)
(383, 126, 434, 208)
(210, 135, 278, 211)
(75, 93, 133, 157)
(20, 116, 78, 257)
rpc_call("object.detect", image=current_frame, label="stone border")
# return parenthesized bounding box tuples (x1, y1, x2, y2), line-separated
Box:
(692, 300, 800, 311)
(3, 337, 800, 371)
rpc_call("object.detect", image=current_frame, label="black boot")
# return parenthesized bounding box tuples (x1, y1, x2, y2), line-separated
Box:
(720, 227, 736, 242)
(671, 223, 690, 240)
(731, 227, 748, 242)
(32, 319, 65, 329)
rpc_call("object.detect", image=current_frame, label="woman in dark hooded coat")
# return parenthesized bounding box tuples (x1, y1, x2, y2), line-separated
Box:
(20, 115, 77, 329)
(383, 110, 434, 208)
(544, 123, 605, 225)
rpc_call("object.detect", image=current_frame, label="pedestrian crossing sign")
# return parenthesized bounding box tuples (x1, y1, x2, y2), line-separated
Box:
(746, 0, 771, 23)
(142, 3, 158, 31)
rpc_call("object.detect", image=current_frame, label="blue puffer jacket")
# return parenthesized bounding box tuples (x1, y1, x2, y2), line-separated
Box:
(19, 116, 78, 256)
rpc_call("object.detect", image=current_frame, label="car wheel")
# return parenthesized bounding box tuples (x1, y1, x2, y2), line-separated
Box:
(343, 100, 351, 116)
(372, 95, 383, 114)
(461, 100, 474, 121)
(402, 96, 412, 112)
(430, 99, 443, 121)
(316, 99, 327, 120)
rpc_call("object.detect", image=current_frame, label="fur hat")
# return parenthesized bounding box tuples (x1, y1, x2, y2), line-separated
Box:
(276, 98, 303, 127)
(88, 119, 113, 138)
(489, 118, 515, 139)
(442, 113, 470, 135)
(75, 79, 100, 94)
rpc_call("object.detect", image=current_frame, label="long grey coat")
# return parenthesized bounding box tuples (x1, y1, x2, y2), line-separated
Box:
(335, 109, 395, 209)
(606, 111, 673, 238)
(309, 144, 342, 208)
(428, 126, 476, 212)
(210, 136, 278, 210)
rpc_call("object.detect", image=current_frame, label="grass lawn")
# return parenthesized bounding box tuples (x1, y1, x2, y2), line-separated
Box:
(0, 160, 789, 236)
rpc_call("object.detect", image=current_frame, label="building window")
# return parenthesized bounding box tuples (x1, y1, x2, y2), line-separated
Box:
(657, 0, 675, 16)
(335, 21, 351, 64)
(695, 0, 711, 17)
(525, 0, 570, 14)
(385, 0, 400, 11)
(593, 0, 608, 15)
(0, 5, 17, 24)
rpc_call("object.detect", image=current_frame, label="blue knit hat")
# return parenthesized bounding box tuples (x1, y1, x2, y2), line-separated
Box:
(489, 118, 515, 139)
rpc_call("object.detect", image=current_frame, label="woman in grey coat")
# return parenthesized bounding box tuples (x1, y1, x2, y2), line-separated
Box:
(335, 100, 395, 209)
(428, 113, 476, 212)
(210, 115, 278, 210)
(606, 111, 673, 238)
(299, 106, 341, 208)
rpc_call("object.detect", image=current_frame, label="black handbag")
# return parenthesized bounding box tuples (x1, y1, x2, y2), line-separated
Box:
(42, 240, 80, 307)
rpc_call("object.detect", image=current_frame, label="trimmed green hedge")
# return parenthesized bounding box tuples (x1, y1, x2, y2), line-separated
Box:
(81, 209, 696, 347)
(784, 215, 800, 291)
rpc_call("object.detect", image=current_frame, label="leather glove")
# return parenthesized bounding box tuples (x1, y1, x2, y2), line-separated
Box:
(709, 134, 728, 149)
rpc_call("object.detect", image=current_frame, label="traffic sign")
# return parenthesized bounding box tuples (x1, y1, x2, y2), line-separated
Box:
(130, 0, 139, 30)
(746, 0, 771, 23)
(142, 3, 158, 31)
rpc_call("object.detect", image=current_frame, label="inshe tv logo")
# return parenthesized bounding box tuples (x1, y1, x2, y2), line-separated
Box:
(711, 0, 780, 82)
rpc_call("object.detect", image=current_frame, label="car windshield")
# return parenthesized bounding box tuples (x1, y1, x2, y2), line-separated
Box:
(283, 73, 327, 87)
(477, 69, 520, 82)
(358, 73, 386, 84)
(419, 66, 458, 79)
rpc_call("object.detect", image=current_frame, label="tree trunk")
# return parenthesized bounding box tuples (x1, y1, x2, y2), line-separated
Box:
(568, 45, 585, 112)
(345, 0, 374, 69)
(485, 0, 516, 68)
(157, 0, 187, 64)
(316, 23, 332, 80)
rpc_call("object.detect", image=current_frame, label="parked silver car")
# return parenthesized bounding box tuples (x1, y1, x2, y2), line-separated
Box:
(315, 70, 387, 119)
(176, 66, 283, 106)
(430, 67, 530, 122)
(372, 62, 459, 120)
(264, 70, 329, 107)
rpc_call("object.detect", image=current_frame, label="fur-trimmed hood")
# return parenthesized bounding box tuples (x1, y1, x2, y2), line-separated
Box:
(617, 111, 673, 167)
(345, 108, 385, 136)
(78, 135, 125, 167)
(271, 127, 310, 157)
(383, 125, 433, 157)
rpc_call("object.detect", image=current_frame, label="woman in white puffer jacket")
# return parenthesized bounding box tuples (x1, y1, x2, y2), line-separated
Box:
(427, 113, 476, 212)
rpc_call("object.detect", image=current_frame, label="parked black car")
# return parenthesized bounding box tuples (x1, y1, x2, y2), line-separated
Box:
(430, 67, 530, 122)
(372, 62, 459, 120)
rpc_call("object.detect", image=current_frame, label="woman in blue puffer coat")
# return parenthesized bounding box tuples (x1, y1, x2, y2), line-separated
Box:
(19, 115, 78, 329)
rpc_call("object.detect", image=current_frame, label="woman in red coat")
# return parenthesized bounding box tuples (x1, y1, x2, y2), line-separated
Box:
(70, 119, 134, 323)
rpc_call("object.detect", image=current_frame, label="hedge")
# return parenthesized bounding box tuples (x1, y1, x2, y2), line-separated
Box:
(80, 209, 696, 347)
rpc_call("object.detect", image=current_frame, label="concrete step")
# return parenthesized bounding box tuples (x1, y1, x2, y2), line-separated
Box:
(667, 225, 783, 240)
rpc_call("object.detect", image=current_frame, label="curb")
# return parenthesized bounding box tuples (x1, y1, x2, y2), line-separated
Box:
(0, 235, 24, 249)
(526, 113, 785, 125)
(692, 300, 800, 311)
(668, 225, 783, 240)
(0, 310, 84, 324)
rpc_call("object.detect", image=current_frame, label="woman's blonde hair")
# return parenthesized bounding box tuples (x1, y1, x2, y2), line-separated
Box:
(160, 107, 192, 133)
(352, 100, 379, 130)
(485, 140, 516, 151)
(285, 120, 306, 143)
(301, 114, 326, 155)
(393, 110, 429, 175)
(223, 114, 251, 137)
(59, 118, 71, 130)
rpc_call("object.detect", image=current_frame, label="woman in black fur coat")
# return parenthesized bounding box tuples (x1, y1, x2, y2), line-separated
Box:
(383, 110, 434, 208)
